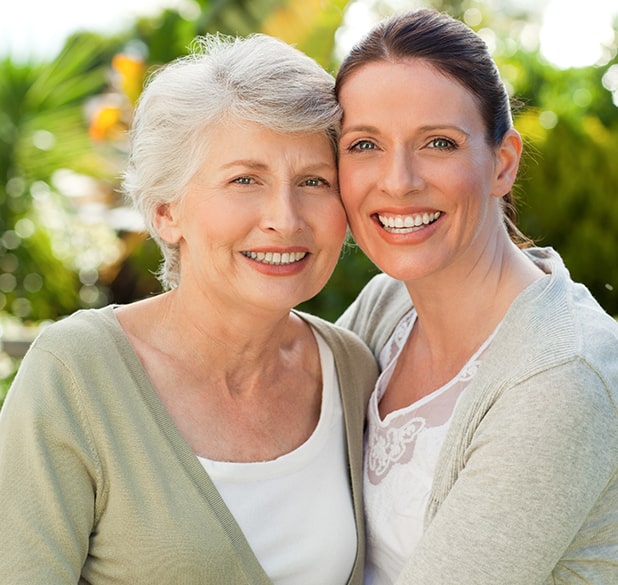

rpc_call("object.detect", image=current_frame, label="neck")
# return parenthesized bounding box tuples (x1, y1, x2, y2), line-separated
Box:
(133, 287, 306, 395)
(405, 239, 542, 365)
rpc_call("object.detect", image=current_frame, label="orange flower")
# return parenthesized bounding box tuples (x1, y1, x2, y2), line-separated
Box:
(89, 104, 123, 141)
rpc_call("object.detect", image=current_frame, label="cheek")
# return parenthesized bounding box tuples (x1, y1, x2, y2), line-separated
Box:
(328, 199, 349, 241)
(338, 163, 365, 213)
(339, 186, 367, 232)
(445, 160, 492, 205)
(312, 197, 348, 246)
(205, 198, 256, 230)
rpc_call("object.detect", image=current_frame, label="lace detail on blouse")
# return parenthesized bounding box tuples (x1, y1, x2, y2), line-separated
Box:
(367, 416, 426, 478)
(363, 310, 501, 585)
(366, 349, 485, 484)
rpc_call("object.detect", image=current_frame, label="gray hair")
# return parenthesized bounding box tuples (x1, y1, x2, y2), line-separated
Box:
(122, 33, 342, 289)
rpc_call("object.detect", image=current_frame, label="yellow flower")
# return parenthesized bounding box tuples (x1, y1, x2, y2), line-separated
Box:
(112, 54, 145, 105)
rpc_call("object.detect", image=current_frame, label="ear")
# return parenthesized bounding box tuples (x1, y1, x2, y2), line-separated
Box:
(153, 202, 183, 244)
(491, 128, 523, 199)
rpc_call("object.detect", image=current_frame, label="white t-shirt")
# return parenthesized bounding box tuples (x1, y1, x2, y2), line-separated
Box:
(364, 310, 499, 585)
(198, 330, 357, 585)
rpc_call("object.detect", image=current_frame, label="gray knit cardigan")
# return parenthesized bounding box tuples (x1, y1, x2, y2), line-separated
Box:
(338, 247, 618, 585)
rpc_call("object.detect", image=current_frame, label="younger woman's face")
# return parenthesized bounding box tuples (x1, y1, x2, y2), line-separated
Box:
(338, 59, 520, 284)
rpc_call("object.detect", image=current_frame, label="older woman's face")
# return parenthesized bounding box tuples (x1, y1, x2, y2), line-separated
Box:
(157, 119, 346, 313)
(338, 59, 520, 284)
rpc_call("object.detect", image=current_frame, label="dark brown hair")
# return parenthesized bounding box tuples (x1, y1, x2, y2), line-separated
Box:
(336, 8, 531, 246)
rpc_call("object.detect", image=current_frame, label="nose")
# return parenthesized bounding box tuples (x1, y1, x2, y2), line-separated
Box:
(378, 149, 424, 198)
(261, 184, 306, 234)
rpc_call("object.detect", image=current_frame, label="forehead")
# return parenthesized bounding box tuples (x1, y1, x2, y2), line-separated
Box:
(339, 59, 482, 122)
(195, 119, 337, 173)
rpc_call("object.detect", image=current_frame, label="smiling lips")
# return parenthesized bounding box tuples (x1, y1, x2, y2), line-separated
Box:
(377, 211, 441, 234)
(241, 251, 308, 265)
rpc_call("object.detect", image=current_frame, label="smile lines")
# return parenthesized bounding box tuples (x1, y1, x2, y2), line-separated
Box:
(378, 211, 441, 233)
(242, 251, 307, 265)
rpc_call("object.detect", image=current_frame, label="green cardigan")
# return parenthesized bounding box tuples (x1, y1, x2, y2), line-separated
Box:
(0, 306, 377, 584)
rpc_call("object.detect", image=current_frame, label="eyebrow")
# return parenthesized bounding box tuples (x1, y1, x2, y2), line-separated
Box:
(340, 124, 470, 138)
(339, 124, 378, 138)
(222, 160, 269, 171)
(419, 124, 470, 137)
(221, 160, 335, 173)
(301, 161, 336, 173)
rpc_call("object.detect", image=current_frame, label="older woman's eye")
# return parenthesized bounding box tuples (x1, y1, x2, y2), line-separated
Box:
(428, 137, 457, 150)
(232, 176, 253, 185)
(302, 177, 330, 188)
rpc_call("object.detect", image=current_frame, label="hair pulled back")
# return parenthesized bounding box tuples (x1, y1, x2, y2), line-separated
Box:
(336, 8, 531, 245)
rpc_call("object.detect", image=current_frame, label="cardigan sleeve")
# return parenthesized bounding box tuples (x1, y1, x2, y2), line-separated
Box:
(0, 343, 100, 584)
(395, 357, 618, 585)
(336, 273, 411, 357)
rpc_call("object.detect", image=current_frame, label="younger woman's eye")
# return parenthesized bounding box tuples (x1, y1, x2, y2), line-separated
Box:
(428, 137, 457, 150)
(348, 140, 377, 152)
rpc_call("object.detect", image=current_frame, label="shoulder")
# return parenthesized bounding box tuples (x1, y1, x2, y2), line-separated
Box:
(473, 248, 618, 418)
(3, 308, 125, 436)
(297, 311, 378, 414)
(32, 306, 117, 347)
(346, 272, 408, 309)
(6, 306, 149, 443)
(25, 306, 127, 374)
(502, 248, 618, 375)
(296, 311, 378, 380)
(336, 273, 411, 355)
(297, 311, 374, 361)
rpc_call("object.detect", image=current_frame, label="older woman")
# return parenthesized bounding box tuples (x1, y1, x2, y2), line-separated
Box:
(336, 8, 618, 585)
(0, 34, 377, 584)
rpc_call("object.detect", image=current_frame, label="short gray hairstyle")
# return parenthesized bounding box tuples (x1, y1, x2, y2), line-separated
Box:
(122, 33, 342, 289)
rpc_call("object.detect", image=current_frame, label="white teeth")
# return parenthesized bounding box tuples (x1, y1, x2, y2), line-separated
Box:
(378, 211, 441, 233)
(242, 251, 307, 265)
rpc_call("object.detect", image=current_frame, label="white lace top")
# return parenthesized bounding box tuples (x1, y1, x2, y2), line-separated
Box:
(364, 310, 499, 585)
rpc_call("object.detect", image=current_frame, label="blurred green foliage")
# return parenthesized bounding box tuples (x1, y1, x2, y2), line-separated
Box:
(0, 39, 108, 321)
(1, 0, 618, 407)
(498, 48, 618, 315)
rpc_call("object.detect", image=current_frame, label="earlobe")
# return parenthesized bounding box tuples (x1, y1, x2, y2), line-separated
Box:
(154, 202, 183, 244)
(492, 129, 523, 198)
